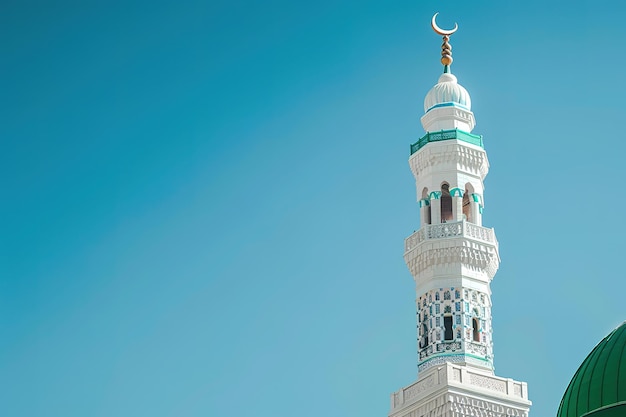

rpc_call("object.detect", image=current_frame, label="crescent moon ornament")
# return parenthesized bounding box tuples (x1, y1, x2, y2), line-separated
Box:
(431, 13, 457, 70)
(431, 12, 458, 36)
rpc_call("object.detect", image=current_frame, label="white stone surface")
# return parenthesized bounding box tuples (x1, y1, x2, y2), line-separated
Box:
(421, 106, 476, 133)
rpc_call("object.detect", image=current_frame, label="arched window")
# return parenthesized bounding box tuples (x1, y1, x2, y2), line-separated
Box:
(441, 183, 453, 222)
(444, 316, 453, 341)
(444, 290, 451, 300)
(455, 290, 460, 299)
(421, 323, 429, 347)
(435, 292, 440, 301)
(472, 318, 480, 342)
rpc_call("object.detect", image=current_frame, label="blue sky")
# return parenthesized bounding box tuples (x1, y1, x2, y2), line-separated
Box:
(2, 1, 625, 416)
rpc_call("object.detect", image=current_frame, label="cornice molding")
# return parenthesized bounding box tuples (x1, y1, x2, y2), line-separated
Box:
(404, 238, 499, 279)
(409, 141, 489, 181)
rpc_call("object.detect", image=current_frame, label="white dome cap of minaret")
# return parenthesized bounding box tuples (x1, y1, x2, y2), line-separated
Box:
(423, 72, 471, 112)
(420, 13, 476, 133)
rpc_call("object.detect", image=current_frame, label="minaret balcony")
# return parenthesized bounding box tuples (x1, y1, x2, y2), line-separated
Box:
(410, 128, 483, 155)
(404, 220, 496, 254)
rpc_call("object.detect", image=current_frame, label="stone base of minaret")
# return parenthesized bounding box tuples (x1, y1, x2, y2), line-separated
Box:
(389, 363, 531, 417)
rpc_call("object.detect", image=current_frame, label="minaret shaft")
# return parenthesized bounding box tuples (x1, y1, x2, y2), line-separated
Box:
(406, 138, 498, 374)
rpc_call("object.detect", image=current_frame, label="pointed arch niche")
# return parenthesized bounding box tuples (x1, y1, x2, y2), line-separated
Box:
(440, 183, 453, 223)
(462, 182, 482, 225)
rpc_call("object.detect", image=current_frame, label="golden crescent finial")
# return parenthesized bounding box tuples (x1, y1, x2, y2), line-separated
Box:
(431, 12, 458, 36)
(431, 13, 458, 70)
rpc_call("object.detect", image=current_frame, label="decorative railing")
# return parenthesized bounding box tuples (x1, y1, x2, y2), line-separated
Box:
(404, 220, 495, 253)
(418, 344, 433, 360)
(465, 222, 494, 242)
(468, 371, 507, 393)
(410, 128, 484, 155)
(428, 221, 463, 239)
(419, 341, 461, 360)
(466, 341, 488, 356)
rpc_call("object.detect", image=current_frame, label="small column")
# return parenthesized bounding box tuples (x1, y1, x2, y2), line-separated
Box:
(451, 187, 463, 221)
(471, 194, 482, 226)
(430, 192, 442, 224)
(419, 199, 430, 226)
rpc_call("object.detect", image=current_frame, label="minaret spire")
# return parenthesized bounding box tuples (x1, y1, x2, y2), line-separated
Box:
(431, 12, 458, 73)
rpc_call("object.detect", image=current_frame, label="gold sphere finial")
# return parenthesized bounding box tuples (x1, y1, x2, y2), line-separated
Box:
(441, 35, 453, 66)
(431, 13, 458, 71)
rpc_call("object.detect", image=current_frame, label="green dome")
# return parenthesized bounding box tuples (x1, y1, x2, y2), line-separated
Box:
(557, 321, 626, 417)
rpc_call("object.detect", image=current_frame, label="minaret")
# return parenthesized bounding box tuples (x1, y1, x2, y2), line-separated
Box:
(388, 14, 532, 417)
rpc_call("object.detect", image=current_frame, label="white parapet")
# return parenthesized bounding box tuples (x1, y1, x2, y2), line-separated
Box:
(389, 363, 531, 417)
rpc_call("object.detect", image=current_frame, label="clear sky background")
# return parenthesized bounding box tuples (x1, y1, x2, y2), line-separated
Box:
(2, 1, 625, 416)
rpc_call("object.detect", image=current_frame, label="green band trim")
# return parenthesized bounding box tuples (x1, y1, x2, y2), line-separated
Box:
(450, 187, 463, 197)
(410, 128, 484, 155)
(429, 191, 442, 200)
(418, 352, 491, 365)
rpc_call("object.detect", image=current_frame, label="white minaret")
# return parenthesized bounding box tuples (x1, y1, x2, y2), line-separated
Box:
(388, 14, 532, 417)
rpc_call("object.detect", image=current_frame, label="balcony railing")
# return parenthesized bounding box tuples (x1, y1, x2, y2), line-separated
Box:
(419, 341, 462, 360)
(410, 128, 484, 155)
(404, 220, 496, 253)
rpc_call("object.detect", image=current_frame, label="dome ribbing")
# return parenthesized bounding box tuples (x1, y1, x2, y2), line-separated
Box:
(557, 321, 626, 417)
(423, 73, 471, 113)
